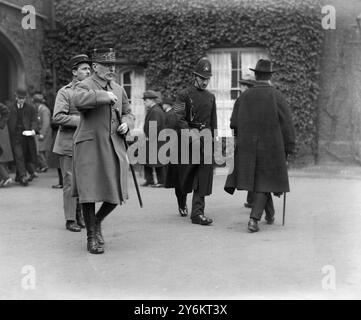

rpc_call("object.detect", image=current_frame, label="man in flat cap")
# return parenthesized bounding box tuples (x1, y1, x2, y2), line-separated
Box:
(7, 88, 38, 186)
(224, 59, 296, 233)
(72, 48, 135, 254)
(52, 54, 91, 232)
(142, 90, 166, 187)
(165, 57, 217, 226)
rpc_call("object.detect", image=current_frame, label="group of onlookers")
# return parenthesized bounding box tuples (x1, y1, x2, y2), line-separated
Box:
(0, 90, 53, 187)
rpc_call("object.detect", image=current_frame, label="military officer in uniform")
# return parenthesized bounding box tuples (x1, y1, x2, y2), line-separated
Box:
(72, 48, 135, 254)
(53, 54, 91, 232)
(165, 58, 217, 226)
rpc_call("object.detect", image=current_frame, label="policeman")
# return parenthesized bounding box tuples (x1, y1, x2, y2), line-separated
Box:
(165, 58, 217, 225)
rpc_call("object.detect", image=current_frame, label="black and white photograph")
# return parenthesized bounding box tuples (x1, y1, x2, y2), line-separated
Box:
(0, 0, 361, 304)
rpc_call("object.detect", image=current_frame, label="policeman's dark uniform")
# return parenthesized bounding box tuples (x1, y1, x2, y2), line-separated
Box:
(165, 58, 217, 225)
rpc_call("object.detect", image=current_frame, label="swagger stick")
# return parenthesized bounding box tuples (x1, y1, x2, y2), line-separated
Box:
(114, 108, 143, 208)
(282, 192, 286, 226)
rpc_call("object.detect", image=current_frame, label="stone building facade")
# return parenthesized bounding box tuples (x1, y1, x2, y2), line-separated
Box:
(0, 0, 53, 102)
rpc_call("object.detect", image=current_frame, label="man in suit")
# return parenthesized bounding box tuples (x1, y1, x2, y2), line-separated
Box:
(142, 90, 166, 187)
(72, 48, 135, 254)
(7, 88, 38, 186)
(224, 59, 296, 232)
(165, 58, 217, 225)
(53, 54, 91, 232)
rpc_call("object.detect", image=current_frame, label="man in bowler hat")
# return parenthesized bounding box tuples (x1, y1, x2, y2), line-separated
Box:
(53, 54, 91, 232)
(224, 59, 295, 232)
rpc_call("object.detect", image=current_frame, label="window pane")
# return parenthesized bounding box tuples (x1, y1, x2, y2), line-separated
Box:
(231, 90, 239, 100)
(123, 71, 131, 84)
(124, 85, 131, 100)
(231, 52, 238, 69)
(231, 70, 238, 88)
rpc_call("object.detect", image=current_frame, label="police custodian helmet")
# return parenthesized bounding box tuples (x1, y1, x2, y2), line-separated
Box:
(193, 57, 212, 79)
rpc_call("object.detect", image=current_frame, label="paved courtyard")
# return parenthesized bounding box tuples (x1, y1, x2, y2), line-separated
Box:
(0, 165, 361, 299)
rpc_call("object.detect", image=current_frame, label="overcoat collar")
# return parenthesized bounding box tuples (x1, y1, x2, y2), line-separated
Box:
(91, 73, 114, 90)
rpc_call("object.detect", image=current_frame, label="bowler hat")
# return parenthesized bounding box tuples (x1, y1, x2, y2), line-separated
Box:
(15, 88, 27, 98)
(249, 59, 276, 73)
(92, 48, 123, 65)
(69, 54, 91, 70)
(143, 90, 159, 100)
(193, 57, 212, 78)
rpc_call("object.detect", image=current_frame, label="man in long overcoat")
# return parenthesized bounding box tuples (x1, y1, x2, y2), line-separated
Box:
(142, 90, 166, 187)
(224, 59, 295, 232)
(72, 48, 135, 254)
(7, 88, 38, 186)
(165, 58, 217, 226)
(53, 54, 91, 232)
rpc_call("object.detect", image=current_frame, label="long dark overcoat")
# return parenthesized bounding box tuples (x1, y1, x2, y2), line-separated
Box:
(224, 82, 295, 194)
(165, 86, 217, 197)
(143, 104, 166, 167)
(71, 73, 135, 204)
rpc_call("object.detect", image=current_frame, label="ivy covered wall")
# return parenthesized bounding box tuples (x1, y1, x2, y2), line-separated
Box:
(44, 0, 324, 159)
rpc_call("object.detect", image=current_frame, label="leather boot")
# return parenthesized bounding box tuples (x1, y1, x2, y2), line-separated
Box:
(83, 208, 104, 254)
(94, 218, 105, 245)
(94, 202, 117, 246)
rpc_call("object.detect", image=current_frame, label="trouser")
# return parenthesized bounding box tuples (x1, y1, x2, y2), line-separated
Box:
(37, 151, 48, 169)
(144, 165, 165, 184)
(175, 188, 205, 218)
(59, 155, 79, 221)
(12, 135, 36, 177)
(246, 191, 254, 205)
(250, 192, 275, 221)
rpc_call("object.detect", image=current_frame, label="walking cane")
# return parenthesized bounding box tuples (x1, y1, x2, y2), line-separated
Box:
(282, 192, 286, 226)
(114, 108, 143, 208)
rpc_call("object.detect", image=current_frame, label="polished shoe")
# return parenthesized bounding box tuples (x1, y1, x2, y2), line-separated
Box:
(244, 202, 253, 208)
(39, 166, 48, 173)
(178, 206, 188, 217)
(265, 216, 275, 225)
(94, 219, 105, 245)
(141, 181, 153, 187)
(191, 215, 213, 225)
(247, 218, 259, 232)
(28, 172, 39, 182)
(52, 184, 63, 189)
(87, 239, 104, 254)
(19, 176, 29, 186)
(66, 221, 81, 232)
